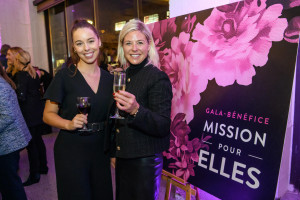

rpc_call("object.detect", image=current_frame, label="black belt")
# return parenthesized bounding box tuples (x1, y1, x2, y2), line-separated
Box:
(77, 122, 106, 136)
(86, 122, 105, 132)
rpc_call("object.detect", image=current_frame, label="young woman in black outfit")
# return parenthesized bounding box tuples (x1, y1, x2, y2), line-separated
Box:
(111, 19, 173, 200)
(43, 19, 113, 200)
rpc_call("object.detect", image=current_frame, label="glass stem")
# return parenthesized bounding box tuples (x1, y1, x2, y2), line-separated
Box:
(115, 107, 120, 117)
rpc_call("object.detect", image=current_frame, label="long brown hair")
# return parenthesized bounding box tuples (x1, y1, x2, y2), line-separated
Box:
(0, 62, 16, 89)
(8, 47, 37, 79)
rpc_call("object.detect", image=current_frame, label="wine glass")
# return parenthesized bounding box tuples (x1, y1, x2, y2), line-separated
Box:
(76, 97, 91, 131)
(110, 71, 126, 119)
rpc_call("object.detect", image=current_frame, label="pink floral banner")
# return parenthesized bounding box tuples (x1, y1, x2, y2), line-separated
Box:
(148, 0, 300, 199)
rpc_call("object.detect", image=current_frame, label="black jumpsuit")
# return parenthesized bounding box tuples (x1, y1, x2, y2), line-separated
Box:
(44, 65, 113, 200)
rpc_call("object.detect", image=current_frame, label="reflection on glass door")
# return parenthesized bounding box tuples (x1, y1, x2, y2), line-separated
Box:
(96, 0, 169, 68)
(49, 3, 68, 75)
(66, 0, 94, 56)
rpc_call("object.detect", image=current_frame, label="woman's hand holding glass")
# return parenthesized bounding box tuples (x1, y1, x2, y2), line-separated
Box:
(76, 97, 91, 131)
(111, 71, 126, 119)
(113, 90, 139, 116)
(67, 113, 88, 131)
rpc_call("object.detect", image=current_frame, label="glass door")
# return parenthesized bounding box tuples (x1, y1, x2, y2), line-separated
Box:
(48, 3, 68, 74)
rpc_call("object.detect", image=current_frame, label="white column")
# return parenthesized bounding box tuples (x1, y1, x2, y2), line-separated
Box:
(169, 0, 242, 18)
(0, 0, 48, 71)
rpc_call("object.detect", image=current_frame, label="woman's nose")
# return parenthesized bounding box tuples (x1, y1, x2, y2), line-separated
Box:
(132, 43, 137, 51)
(84, 43, 90, 51)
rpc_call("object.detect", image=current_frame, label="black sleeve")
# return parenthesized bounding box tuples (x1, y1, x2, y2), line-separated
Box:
(128, 70, 173, 137)
(43, 69, 65, 104)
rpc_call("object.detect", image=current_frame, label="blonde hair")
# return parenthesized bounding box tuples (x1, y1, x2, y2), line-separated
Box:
(6, 47, 22, 76)
(117, 19, 159, 68)
(8, 47, 36, 79)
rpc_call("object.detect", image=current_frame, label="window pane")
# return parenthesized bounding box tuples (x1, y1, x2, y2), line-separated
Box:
(141, 0, 169, 23)
(48, 3, 68, 74)
(65, 0, 94, 56)
(96, 0, 136, 66)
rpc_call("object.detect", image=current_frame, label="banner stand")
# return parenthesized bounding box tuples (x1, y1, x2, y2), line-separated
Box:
(162, 170, 200, 200)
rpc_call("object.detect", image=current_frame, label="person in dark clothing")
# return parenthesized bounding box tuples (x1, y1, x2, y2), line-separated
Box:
(33, 66, 53, 94)
(6, 47, 48, 186)
(0, 62, 31, 200)
(0, 44, 11, 69)
(43, 19, 113, 200)
(33, 66, 53, 135)
(110, 19, 173, 200)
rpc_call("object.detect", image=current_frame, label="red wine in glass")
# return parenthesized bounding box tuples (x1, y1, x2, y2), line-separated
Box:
(77, 103, 91, 115)
(76, 97, 90, 131)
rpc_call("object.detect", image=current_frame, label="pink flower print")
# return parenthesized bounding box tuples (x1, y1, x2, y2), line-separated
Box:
(149, 18, 177, 51)
(185, 134, 211, 162)
(163, 113, 191, 160)
(191, 0, 288, 86)
(163, 139, 180, 160)
(181, 15, 197, 33)
(217, 2, 240, 13)
(174, 156, 196, 181)
(289, 0, 300, 8)
(267, 0, 300, 9)
(170, 113, 191, 139)
(198, 134, 212, 151)
(284, 17, 300, 43)
(160, 32, 208, 123)
(186, 138, 201, 162)
(163, 114, 212, 181)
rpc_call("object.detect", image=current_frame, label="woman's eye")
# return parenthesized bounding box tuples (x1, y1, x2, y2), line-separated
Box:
(76, 42, 82, 46)
(125, 42, 131, 46)
(89, 40, 95, 43)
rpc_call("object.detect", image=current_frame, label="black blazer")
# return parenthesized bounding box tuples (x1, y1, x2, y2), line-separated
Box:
(108, 60, 173, 159)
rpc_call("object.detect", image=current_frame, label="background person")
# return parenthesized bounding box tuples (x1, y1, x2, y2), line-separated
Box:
(43, 19, 113, 200)
(0, 63, 31, 200)
(0, 44, 11, 69)
(6, 47, 48, 186)
(111, 19, 173, 200)
(33, 66, 53, 135)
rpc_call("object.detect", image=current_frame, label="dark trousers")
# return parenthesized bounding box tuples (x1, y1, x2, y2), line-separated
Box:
(54, 132, 113, 200)
(116, 153, 163, 200)
(27, 125, 48, 174)
(0, 150, 27, 200)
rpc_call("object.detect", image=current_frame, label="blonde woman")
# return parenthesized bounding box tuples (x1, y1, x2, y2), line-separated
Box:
(110, 19, 173, 200)
(6, 47, 48, 186)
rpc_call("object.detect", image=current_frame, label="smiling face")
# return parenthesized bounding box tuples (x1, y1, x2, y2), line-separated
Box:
(122, 30, 149, 65)
(72, 27, 101, 65)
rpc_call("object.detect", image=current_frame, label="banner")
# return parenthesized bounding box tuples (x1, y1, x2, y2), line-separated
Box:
(149, 0, 300, 199)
